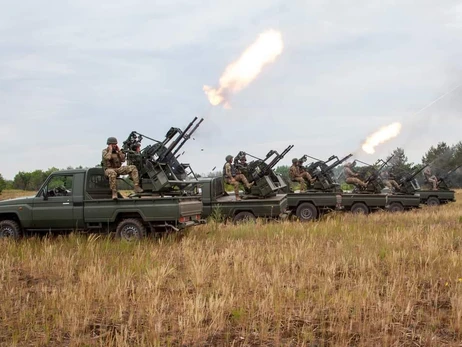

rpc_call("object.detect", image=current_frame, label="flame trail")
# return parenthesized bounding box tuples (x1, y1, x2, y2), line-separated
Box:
(361, 83, 462, 154)
(203, 29, 284, 108)
(362, 122, 402, 154)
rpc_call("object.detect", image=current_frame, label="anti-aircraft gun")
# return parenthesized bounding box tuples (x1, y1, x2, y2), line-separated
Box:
(350, 156, 394, 194)
(299, 153, 353, 192)
(435, 163, 462, 190)
(121, 117, 204, 196)
(236, 145, 294, 198)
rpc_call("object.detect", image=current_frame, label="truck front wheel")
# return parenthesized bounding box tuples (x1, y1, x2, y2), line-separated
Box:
(0, 220, 22, 240)
(116, 218, 147, 241)
(296, 202, 318, 222)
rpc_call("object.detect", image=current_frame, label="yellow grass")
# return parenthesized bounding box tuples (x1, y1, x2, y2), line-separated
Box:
(1, 191, 462, 345)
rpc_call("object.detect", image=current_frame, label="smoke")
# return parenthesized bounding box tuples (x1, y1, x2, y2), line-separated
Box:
(361, 122, 402, 154)
(203, 29, 284, 108)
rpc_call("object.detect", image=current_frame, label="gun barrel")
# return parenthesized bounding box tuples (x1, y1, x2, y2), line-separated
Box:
(160, 117, 198, 161)
(172, 118, 204, 157)
(322, 153, 353, 174)
(262, 145, 294, 176)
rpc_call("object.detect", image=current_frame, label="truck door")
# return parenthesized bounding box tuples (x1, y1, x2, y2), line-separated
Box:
(32, 173, 76, 229)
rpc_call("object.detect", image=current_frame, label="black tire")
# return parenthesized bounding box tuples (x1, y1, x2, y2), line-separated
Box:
(426, 197, 440, 207)
(233, 211, 256, 224)
(296, 202, 318, 222)
(351, 202, 369, 214)
(115, 218, 146, 241)
(389, 202, 404, 213)
(0, 220, 22, 239)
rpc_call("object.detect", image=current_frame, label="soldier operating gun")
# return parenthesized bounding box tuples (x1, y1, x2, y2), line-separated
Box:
(120, 117, 204, 195)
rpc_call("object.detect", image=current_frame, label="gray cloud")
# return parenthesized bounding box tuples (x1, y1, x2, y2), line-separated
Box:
(1, 1, 462, 179)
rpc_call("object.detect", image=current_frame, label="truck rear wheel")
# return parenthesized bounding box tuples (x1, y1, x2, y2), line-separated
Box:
(116, 218, 147, 241)
(351, 202, 369, 214)
(0, 220, 22, 240)
(296, 202, 318, 222)
(389, 202, 404, 212)
(233, 211, 256, 224)
(426, 197, 440, 206)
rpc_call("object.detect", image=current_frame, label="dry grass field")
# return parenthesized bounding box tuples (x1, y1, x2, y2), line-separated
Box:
(1, 190, 462, 346)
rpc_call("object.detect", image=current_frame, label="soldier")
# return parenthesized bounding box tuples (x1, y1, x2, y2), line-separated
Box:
(289, 158, 315, 192)
(380, 170, 400, 192)
(127, 142, 142, 167)
(423, 167, 438, 190)
(223, 155, 254, 201)
(102, 137, 144, 199)
(344, 162, 368, 188)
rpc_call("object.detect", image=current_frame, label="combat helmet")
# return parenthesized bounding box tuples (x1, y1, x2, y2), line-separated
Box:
(107, 137, 118, 145)
(225, 155, 233, 162)
(292, 158, 298, 164)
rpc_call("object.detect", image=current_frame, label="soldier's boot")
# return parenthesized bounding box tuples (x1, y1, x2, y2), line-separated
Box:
(247, 181, 255, 189)
(134, 185, 144, 193)
(112, 190, 118, 200)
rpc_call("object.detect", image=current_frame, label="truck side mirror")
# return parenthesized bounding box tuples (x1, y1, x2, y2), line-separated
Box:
(42, 189, 48, 201)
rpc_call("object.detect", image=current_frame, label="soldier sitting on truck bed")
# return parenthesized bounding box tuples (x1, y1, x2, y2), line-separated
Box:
(102, 137, 144, 200)
(289, 158, 315, 192)
(380, 169, 401, 192)
(423, 167, 438, 190)
(223, 155, 254, 201)
(344, 162, 368, 189)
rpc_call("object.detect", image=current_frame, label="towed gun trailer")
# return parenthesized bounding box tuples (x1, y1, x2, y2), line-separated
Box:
(301, 154, 420, 214)
(395, 164, 457, 206)
(276, 154, 347, 222)
(0, 118, 205, 240)
(198, 147, 294, 223)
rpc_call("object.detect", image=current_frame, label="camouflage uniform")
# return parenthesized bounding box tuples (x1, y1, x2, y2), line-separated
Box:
(102, 137, 143, 199)
(423, 167, 437, 190)
(380, 171, 400, 191)
(223, 155, 253, 200)
(344, 163, 368, 188)
(289, 158, 314, 191)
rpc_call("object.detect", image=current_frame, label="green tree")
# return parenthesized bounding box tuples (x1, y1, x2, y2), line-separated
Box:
(13, 171, 33, 190)
(0, 174, 6, 194)
(386, 147, 414, 178)
(421, 142, 453, 176)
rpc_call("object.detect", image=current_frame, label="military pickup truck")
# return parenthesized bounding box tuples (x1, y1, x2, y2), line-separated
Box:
(198, 177, 290, 223)
(0, 168, 203, 240)
(340, 192, 421, 214)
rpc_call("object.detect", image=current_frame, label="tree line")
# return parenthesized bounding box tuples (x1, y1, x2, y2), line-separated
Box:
(1, 141, 462, 195)
(0, 166, 86, 194)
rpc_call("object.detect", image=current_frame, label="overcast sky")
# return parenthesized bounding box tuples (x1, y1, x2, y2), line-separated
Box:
(2, 0, 462, 179)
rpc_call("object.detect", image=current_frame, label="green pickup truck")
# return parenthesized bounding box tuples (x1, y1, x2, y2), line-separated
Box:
(198, 177, 290, 223)
(0, 168, 203, 240)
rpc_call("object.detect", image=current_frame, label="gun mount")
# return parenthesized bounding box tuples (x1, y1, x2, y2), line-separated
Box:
(300, 153, 353, 192)
(350, 156, 394, 194)
(436, 163, 462, 190)
(121, 117, 204, 196)
(236, 145, 294, 198)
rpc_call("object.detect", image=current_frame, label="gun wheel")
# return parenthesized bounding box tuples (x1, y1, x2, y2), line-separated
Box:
(296, 202, 318, 222)
(116, 218, 147, 241)
(426, 197, 440, 207)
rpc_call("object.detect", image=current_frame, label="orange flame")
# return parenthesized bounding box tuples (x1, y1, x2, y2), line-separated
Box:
(203, 29, 284, 108)
(362, 122, 402, 154)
